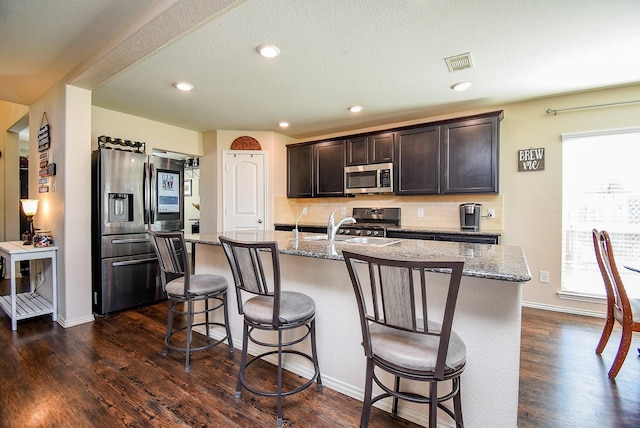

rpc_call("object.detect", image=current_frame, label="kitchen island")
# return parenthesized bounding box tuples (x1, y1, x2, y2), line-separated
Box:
(186, 231, 530, 427)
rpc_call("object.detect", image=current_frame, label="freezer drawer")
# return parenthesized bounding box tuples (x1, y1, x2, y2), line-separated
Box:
(93, 252, 165, 315)
(101, 233, 154, 258)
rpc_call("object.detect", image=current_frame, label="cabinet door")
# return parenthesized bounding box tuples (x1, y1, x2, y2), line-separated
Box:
(287, 144, 313, 198)
(345, 136, 369, 166)
(369, 132, 394, 163)
(394, 126, 440, 194)
(315, 140, 345, 197)
(442, 116, 499, 194)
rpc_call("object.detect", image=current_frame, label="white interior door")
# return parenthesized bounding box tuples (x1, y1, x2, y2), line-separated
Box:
(223, 151, 266, 232)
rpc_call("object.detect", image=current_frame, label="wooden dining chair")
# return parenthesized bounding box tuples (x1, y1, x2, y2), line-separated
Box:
(592, 229, 640, 378)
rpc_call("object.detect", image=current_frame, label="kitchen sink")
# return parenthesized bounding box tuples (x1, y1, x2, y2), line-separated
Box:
(300, 235, 349, 241)
(344, 237, 403, 246)
(298, 235, 402, 247)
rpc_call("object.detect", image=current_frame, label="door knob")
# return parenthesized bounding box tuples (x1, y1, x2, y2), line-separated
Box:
(258, 219, 263, 223)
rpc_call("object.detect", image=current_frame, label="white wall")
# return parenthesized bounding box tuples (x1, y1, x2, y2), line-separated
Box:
(0, 100, 29, 242)
(28, 82, 94, 327)
(501, 84, 640, 314)
(91, 107, 202, 155)
(184, 167, 200, 233)
(198, 130, 294, 234)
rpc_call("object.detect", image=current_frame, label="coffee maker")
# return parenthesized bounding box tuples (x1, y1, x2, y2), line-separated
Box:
(459, 203, 481, 231)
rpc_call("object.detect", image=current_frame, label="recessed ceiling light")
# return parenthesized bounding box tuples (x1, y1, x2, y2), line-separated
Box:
(257, 44, 281, 58)
(278, 122, 290, 128)
(348, 105, 364, 113)
(173, 81, 194, 91)
(451, 82, 472, 91)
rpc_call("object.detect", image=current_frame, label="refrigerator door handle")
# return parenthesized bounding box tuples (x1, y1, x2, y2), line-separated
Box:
(149, 163, 157, 225)
(112, 257, 157, 267)
(112, 238, 150, 245)
(144, 161, 150, 225)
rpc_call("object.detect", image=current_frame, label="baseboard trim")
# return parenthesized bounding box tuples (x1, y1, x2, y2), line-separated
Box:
(522, 300, 606, 318)
(57, 314, 95, 328)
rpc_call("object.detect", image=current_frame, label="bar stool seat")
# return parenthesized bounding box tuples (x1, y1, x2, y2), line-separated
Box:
(243, 291, 315, 324)
(165, 274, 228, 296)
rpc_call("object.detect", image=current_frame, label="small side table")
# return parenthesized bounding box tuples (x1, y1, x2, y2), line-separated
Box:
(0, 241, 58, 330)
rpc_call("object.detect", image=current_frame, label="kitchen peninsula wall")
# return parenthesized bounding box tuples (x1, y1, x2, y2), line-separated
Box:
(274, 193, 503, 233)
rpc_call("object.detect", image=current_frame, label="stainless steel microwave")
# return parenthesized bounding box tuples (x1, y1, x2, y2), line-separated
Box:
(344, 163, 394, 194)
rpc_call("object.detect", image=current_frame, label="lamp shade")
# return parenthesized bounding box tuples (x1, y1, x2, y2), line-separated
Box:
(20, 199, 39, 216)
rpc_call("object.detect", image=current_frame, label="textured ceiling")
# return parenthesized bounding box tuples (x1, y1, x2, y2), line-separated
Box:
(2, 0, 640, 138)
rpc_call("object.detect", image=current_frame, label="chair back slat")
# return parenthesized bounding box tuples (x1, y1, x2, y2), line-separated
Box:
(594, 229, 632, 316)
(234, 246, 270, 294)
(378, 264, 415, 330)
(343, 250, 464, 379)
(219, 236, 281, 326)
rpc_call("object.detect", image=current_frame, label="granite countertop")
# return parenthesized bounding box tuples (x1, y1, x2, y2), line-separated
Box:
(185, 231, 530, 283)
(273, 222, 501, 236)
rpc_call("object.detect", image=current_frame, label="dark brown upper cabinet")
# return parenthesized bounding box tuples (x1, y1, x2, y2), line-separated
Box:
(441, 114, 500, 194)
(314, 140, 345, 197)
(345, 132, 394, 166)
(287, 140, 345, 198)
(287, 110, 501, 198)
(287, 143, 314, 198)
(394, 126, 441, 194)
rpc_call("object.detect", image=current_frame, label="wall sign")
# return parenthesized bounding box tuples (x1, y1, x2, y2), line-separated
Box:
(38, 113, 51, 152)
(518, 147, 545, 171)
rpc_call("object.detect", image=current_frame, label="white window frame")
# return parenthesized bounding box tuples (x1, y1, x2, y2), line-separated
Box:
(560, 127, 640, 301)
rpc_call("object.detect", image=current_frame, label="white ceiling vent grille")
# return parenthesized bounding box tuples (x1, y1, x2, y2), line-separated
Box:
(445, 52, 474, 72)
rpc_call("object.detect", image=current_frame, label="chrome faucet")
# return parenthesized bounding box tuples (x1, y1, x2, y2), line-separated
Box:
(327, 208, 356, 241)
(293, 207, 310, 240)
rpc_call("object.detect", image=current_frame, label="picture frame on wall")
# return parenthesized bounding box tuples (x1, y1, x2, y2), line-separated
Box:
(184, 179, 192, 196)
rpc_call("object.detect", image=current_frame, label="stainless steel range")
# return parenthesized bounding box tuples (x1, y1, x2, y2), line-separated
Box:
(337, 207, 400, 237)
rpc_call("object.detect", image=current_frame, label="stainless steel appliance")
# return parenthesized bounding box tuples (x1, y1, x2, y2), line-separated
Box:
(344, 163, 393, 194)
(460, 203, 481, 231)
(336, 207, 400, 237)
(91, 142, 184, 315)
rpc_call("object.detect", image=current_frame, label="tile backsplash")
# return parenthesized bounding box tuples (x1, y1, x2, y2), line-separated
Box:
(274, 194, 503, 232)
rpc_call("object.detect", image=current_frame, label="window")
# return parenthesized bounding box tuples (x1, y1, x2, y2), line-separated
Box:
(562, 128, 640, 298)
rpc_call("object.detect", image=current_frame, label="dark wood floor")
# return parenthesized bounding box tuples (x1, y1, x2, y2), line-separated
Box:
(1, 277, 639, 427)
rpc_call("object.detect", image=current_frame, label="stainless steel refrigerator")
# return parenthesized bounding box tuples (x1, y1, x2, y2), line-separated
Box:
(91, 148, 184, 314)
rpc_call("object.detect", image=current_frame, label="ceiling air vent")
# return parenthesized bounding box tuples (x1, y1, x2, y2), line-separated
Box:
(445, 52, 473, 72)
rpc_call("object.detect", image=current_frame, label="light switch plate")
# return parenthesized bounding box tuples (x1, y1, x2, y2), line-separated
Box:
(539, 271, 549, 283)
(417, 208, 424, 218)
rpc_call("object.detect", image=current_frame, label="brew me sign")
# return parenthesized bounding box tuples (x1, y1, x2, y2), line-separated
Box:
(518, 147, 545, 171)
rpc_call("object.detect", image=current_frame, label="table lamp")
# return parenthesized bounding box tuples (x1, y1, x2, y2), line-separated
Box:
(20, 199, 39, 245)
